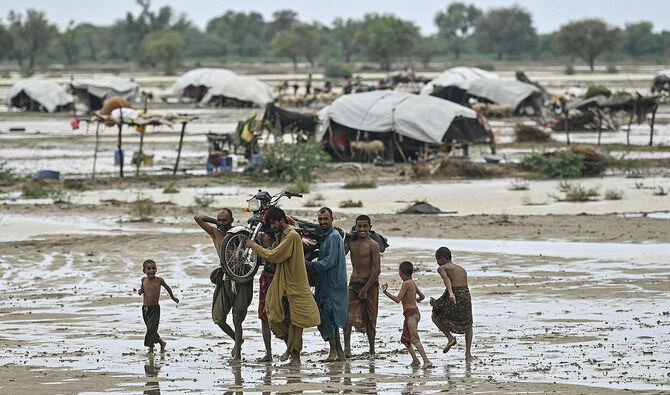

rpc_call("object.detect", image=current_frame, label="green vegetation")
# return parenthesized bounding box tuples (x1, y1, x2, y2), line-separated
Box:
(585, 85, 611, 99)
(524, 151, 584, 179)
(289, 177, 310, 194)
(556, 19, 619, 71)
(253, 140, 329, 183)
(564, 65, 575, 75)
(21, 180, 56, 199)
(552, 181, 600, 202)
(339, 199, 363, 208)
(324, 64, 352, 79)
(342, 179, 377, 189)
(0, 162, 16, 183)
(163, 182, 180, 194)
(129, 199, 157, 221)
(193, 190, 216, 207)
(304, 193, 325, 207)
(604, 188, 624, 200)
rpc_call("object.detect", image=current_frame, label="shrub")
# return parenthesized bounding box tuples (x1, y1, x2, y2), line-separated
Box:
(514, 124, 550, 143)
(653, 186, 668, 196)
(290, 177, 310, 194)
(324, 64, 352, 79)
(569, 145, 609, 175)
(339, 199, 362, 208)
(343, 179, 377, 189)
(604, 188, 624, 200)
(163, 182, 179, 194)
(524, 151, 584, 179)
(193, 190, 216, 207)
(606, 65, 618, 74)
(584, 85, 611, 99)
(564, 65, 575, 75)
(21, 181, 56, 199)
(0, 162, 16, 183)
(253, 141, 330, 183)
(551, 182, 600, 202)
(508, 179, 530, 191)
(1, 70, 10, 79)
(304, 193, 325, 207)
(129, 199, 157, 221)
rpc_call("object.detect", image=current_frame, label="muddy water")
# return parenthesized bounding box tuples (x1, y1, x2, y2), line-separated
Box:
(1, 226, 668, 392)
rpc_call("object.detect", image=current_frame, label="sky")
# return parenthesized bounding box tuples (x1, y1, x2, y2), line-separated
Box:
(2, 0, 669, 35)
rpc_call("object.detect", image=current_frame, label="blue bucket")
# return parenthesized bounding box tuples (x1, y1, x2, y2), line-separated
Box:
(206, 159, 214, 173)
(219, 156, 233, 172)
(36, 170, 60, 180)
(114, 150, 124, 165)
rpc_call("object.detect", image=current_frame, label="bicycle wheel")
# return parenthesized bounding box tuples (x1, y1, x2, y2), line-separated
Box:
(220, 233, 260, 283)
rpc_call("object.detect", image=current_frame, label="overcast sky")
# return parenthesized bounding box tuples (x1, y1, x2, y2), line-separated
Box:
(2, 0, 669, 35)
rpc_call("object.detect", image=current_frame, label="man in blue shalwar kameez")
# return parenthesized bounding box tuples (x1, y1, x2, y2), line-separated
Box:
(306, 207, 349, 361)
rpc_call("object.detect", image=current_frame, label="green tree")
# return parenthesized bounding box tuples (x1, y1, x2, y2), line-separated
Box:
(206, 11, 266, 57)
(58, 21, 81, 65)
(73, 23, 106, 61)
(474, 6, 537, 60)
(0, 24, 14, 62)
(183, 27, 224, 58)
(265, 9, 298, 42)
(7, 9, 57, 69)
(622, 21, 660, 57)
(271, 23, 320, 70)
(355, 14, 419, 70)
(414, 36, 439, 68)
(142, 30, 184, 75)
(332, 17, 360, 63)
(434, 2, 481, 59)
(556, 19, 619, 71)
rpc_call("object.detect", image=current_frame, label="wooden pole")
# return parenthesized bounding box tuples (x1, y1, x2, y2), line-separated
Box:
(564, 109, 570, 145)
(173, 121, 187, 175)
(136, 126, 145, 176)
(597, 110, 603, 146)
(117, 122, 124, 178)
(649, 103, 658, 147)
(92, 121, 100, 181)
(626, 98, 638, 146)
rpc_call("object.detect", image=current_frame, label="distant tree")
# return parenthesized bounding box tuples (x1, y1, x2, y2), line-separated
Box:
(58, 21, 81, 65)
(434, 2, 481, 59)
(414, 36, 439, 68)
(474, 6, 537, 60)
(142, 30, 184, 75)
(622, 21, 660, 57)
(535, 33, 558, 59)
(72, 23, 105, 61)
(355, 14, 419, 70)
(7, 9, 57, 69)
(265, 9, 298, 42)
(0, 24, 14, 62)
(271, 23, 320, 70)
(206, 11, 266, 57)
(556, 19, 619, 71)
(183, 27, 225, 58)
(332, 17, 360, 63)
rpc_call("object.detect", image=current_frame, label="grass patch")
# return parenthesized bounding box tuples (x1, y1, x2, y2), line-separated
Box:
(342, 179, 378, 189)
(339, 199, 363, 208)
(289, 177, 310, 194)
(193, 190, 216, 207)
(551, 182, 600, 202)
(163, 182, 180, 194)
(653, 186, 668, 196)
(604, 188, 624, 200)
(508, 179, 530, 191)
(21, 181, 57, 199)
(304, 193, 325, 207)
(514, 124, 550, 143)
(0, 162, 17, 184)
(129, 199, 157, 221)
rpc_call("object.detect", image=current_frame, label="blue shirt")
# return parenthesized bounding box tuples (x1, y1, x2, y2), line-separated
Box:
(307, 226, 348, 330)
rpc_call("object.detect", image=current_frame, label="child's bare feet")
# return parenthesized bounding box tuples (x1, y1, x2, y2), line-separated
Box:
(423, 361, 433, 369)
(465, 353, 474, 361)
(409, 360, 420, 367)
(148, 346, 154, 354)
(443, 339, 456, 353)
(159, 340, 166, 353)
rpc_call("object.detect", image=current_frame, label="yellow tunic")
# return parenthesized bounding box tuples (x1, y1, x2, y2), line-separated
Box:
(251, 227, 320, 328)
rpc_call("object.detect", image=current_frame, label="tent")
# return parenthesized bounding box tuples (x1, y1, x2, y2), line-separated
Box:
(262, 103, 317, 135)
(200, 75, 276, 108)
(651, 70, 670, 93)
(317, 91, 492, 161)
(6, 79, 73, 113)
(171, 68, 236, 101)
(70, 76, 139, 111)
(420, 66, 543, 115)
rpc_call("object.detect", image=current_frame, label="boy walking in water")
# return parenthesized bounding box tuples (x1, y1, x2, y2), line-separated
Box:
(139, 259, 179, 353)
(430, 247, 473, 360)
(381, 261, 432, 368)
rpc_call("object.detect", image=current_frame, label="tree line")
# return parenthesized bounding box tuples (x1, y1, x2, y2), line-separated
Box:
(1, 0, 669, 74)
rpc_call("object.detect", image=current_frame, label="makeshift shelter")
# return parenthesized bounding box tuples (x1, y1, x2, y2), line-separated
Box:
(262, 103, 317, 135)
(651, 70, 670, 93)
(421, 66, 543, 115)
(6, 79, 73, 113)
(70, 76, 139, 111)
(200, 75, 276, 108)
(171, 68, 236, 101)
(317, 91, 493, 162)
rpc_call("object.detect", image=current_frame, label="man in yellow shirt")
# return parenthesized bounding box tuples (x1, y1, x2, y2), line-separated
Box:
(246, 207, 320, 365)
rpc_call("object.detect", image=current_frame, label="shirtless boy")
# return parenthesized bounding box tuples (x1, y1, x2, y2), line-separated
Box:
(194, 208, 253, 360)
(382, 261, 432, 368)
(430, 247, 473, 360)
(138, 259, 179, 353)
(344, 215, 381, 357)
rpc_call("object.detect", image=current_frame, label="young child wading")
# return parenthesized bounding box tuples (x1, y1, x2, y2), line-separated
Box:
(139, 259, 179, 353)
(382, 261, 432, 368)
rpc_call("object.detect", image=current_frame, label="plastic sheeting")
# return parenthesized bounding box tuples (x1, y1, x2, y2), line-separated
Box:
(317, 91, 477, 144)
(171, 68, 236, 95)
(6, 79, 73, 113)
(70, 76, 139, 102)
(467, 79, 541, 110)
(200, 75, 275, 107)
(420, 66, 501, 95)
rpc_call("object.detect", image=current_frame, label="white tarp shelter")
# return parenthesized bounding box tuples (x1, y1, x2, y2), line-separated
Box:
(6, 79, 73, 112)
(420, 66, 501, 96)
(317, 91, 478, 144)
(201, 75, 276, 107)
(70, 76, 139, 110)
(171, 68, 236, 96)
(467, 79, 541, 110)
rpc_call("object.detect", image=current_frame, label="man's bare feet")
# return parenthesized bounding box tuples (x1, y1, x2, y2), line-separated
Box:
(423, 362, 434, 369)
(148, 347, 154, 354)
(325, 353, 338, 362)
(231, 339, 244, 357)
(343, 348, 352, 359)
(159, 340, 166, 353)
(409, 360, 420, 367)
(258, 353, 272, 362)
(287, 352, 300, 366)
(280, 350, 291, 361)
(443, 339, 456, 353)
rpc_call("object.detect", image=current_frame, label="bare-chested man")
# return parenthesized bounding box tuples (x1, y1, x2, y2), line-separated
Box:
(194, 208, 253, 360)
(344, 214, 381, 358)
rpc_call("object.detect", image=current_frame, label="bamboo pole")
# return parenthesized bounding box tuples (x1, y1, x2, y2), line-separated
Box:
(173, 121, 187, 175)
(649, 104, 658, 146)
(92, 121, 100, 181)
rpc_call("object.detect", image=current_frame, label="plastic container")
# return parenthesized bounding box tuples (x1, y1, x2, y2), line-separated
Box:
(206, 160, 215, 173)
(219, 156, 233, 172)
(252, 154, 261, 164)
(114, 150, 124, 165)
(36, 170, 60, 180)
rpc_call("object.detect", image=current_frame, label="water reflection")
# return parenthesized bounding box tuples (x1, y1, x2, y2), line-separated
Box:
(223, 361, 244, 395)
(143, 354, 161, 395)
